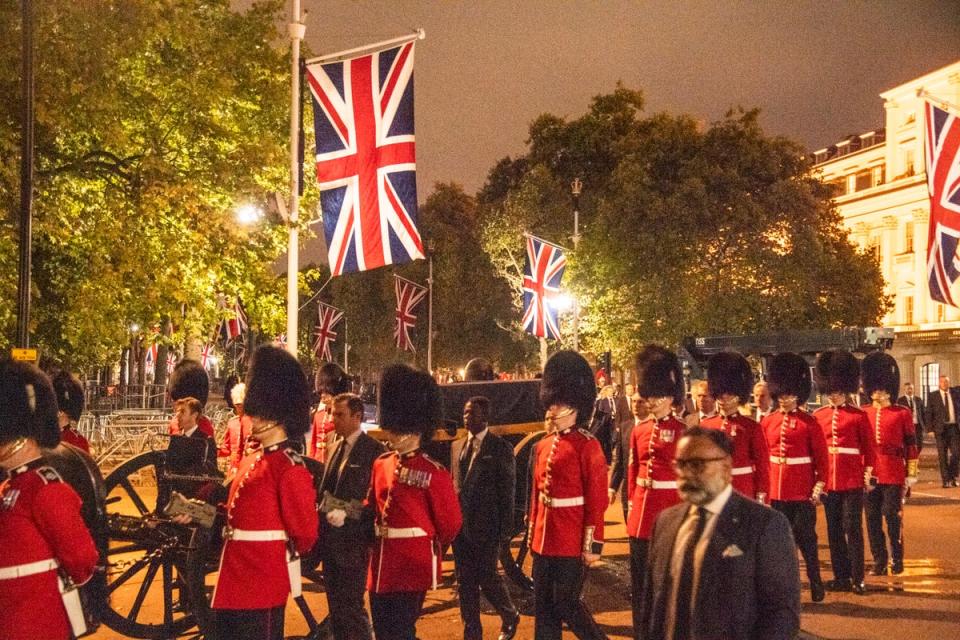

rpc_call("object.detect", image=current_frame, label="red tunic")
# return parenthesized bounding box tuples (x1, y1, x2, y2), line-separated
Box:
(862, 405, 918, 485)
(60, 427, 90, 454)
(212, 442, 318, 609)
(527, 428, 608, 557)
(0, 460, 99, 640)
(367, 450, 462, 593)
(762, 410, 830, 502)
(700, 413, 771, 500)
(812, 404, 877, 492)
(626, 415, 684, 539)
(168, 414, 215, 439)
(308, 407, 335, 463)
(218, 414, 253, 472)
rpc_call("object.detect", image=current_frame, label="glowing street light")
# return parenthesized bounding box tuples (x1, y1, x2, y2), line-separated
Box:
(549, 293, 575, 313)
(235, 203, 264, 226)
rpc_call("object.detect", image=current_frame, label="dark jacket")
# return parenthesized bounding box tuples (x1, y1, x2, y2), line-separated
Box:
(926, 387, 960, 435)
(609, 419, 635, 514)
(639, 490, 800, 640)
(449, 431, 515, 545)
(897, 394, 927, 431)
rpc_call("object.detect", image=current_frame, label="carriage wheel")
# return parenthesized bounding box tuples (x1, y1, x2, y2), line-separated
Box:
(498, 430, 547, 592)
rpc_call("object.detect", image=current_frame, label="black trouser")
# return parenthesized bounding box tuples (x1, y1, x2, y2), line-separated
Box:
(453, 537, 518, 639)
(628, 538, 649, 634)
(822, 489, 865, 583)
(934, 424, 960, 482)
(213, 606, 285, 640)
(369, 591, 425, 640)
(771, 500, 822, 585)
(914, 424, 925, 455)
(865, 483, 904, 568)
(323, 553, 372, 640)
(531, 553, 607, 640)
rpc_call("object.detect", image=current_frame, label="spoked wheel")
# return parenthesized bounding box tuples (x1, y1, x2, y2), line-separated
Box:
(499, 430, 547, 592)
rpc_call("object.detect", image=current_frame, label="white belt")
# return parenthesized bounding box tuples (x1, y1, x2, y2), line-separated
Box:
(540, 493, 585, 507)
(731, 466, 753, 476)
(0, 559, 58, 580)
(378, 526, 428, 539)
(770, 456, 812, 465)
(829, 447, 860, 455)
(635, 478, 679, 489)
(226, 528, 287, 542)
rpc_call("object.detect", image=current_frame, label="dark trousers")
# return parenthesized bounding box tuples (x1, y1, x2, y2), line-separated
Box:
(822, 489, 865, 583)
(370, 591, 425, 640)
(914, 424, 925, 455)
(771, 500, 822, 585)
(323, 554, 372, 640)
(531, 553, 607, 640)
(213, 606, 285, 640)
(865, 484, 904, 568)
(628, 538, 649, 634)
(934, 424, 960, 482)
(453, 537, 518, 638)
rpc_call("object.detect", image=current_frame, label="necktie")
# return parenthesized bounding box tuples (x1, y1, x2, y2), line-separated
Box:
(673, 507, 709, 640)
(459, 437, 475, 486)
(327, 439, 347, 490)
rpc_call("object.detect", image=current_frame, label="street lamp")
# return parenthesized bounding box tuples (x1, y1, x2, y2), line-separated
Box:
(235, 203, 264, 226)
(570, 178, 582, 352)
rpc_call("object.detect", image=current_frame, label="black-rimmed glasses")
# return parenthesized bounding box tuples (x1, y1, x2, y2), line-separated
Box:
(672, 457, 727, 473)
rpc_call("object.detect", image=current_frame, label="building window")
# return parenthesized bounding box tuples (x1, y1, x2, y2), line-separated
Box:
(873, 165, 885, 186)
(855, 171, 873, 191)
(938, 304, 946, 323)
(905, 149, 915, 176)
(921, 363, 940, 404)
(905, 223, 914, 253)
(904, 296, 914, 325)
(869, 237, 881, 261)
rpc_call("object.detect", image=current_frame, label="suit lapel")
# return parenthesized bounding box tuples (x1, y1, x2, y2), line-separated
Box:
(462, 436, 488, 492)
(698, 493, 743, 603)
(320, 438, 344, 492)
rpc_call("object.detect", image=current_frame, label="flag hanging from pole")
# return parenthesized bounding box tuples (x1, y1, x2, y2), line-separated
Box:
(218, 296, 248, 344)
(522, 235, 567, 340)
(144, 343, 158, 377)
(305, 34, 424, 276)
(925, 100, 960, 306)
(394, 275, 427, 352)
(313, 303, 345, 362)
(200, 344, 214, 370)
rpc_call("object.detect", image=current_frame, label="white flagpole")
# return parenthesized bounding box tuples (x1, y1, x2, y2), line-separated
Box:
(286, 1, 305, 357)
(344, 317, 349, 373)
(427, 251, 434, 373)
(917, 89, 960, 115)
(305, 29, 424, 66)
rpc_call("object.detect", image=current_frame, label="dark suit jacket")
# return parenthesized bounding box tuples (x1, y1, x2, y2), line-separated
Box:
(318, 431, 386, 566)
(897, 394, 927, 431)
(449, 432, 515, 545)
(639, 490, 800, 640)
(609, 420, 635, 513)
(925, 387, 960, 435)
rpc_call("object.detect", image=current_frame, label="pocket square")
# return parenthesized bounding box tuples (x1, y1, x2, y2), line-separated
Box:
(722, 544, 744, 558)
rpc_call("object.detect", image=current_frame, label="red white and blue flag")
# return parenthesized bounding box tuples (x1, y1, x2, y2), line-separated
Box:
(218, 297, 248, 344)
(200, 344, 214, 370)
(925, 101, 960, 306)
(394, 275, 427, 352)
(306, 37, 424, 276)
(144, 343, 158, 377)
(273, 334, 288, 349)
(522, 235, 567, 340)
(314, 303, 345, 362)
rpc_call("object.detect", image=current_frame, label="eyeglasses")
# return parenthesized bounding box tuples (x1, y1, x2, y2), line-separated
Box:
(672, 457, 727, 473)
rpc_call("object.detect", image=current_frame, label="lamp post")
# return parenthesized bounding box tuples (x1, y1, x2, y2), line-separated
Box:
(286, 0, 305, 357)
(571, 178, 582, 352)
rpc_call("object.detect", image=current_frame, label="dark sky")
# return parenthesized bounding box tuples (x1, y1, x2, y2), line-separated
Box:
(287, 0, 960, 196)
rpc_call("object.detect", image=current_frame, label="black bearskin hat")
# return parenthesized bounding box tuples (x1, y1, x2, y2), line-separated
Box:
(51, 370, 85, 422)
(707, 352, 754, 402)
(464, 358, 495, 382)
(168, 359, 209, 407)
(635, 345, 684, 405)
(244, 346, 311, 438)
(316, 362, 351, 397)
(541, 350, 597, 427)
(767, 353, 812, 401)
(861, 352, 899, 400)
(814, 350, 860, 395)
(0, 360, 60, 448)
(378, 363, 443, 436)
(223, 374, 239, 410)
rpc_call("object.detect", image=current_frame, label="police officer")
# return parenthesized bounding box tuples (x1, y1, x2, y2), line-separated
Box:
(702, 352, 770, 503)
(0, 360, 99, 640)
(861, 352, 918, 576)
(527, 351, 608, 640)
(762, 353, 830, 603)
(367, 364, 462, 640)
(813, 350, 876, 594)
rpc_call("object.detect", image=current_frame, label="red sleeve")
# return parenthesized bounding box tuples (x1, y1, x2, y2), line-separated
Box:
(33, 483, 99, 585)
(427, 468, 462, 546)
(809, 418, 830, 485)
(308, 413, 322, 458)
(278, 465, 319, 554)
(199, 415, 215, 439)
(903, 410, 919, 462)
(527, 440, 542, 536)
(750, 421, 771, 498)
(582, 437, 608, 544)
(627, 426, 640, 502)
(218, 420, 234, 458)
(859, 413, 876, 469)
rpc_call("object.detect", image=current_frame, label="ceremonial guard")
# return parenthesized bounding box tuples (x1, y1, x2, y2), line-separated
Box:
(627, 346, 685, 630)
(701, 351, 770, 502)
(0, 360, 99, 640)
(812, 350, 875, 594)
(218, 383, 253, 473)
(52, 370, 90, 453)
(367, 364, 462, 640)
(309, 362, 351, 462)
(527, 351, 608, 640)
(860, 352, 918, 576)
(209, 346, 318, 640)
(167, 360, 215, 438)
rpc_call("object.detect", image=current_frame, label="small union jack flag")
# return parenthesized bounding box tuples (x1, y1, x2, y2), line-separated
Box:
(200, 344, 214, 369)
(166, 354, 177, 375)
(313, 303, 345, 362)
(305, 37, 424, 276)
(218, 296, 248, 344)
(394, 275, 427, 352)
(925, 101, 960, 307)
(522, 235, 567, 340)
(144, 343, 158, 376)
(273, 334, 288, 349)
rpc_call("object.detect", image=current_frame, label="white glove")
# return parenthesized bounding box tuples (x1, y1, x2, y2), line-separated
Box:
(906, 476, 918, 487)
(325, 508, 347, 528)
(811, 481, 825, 505)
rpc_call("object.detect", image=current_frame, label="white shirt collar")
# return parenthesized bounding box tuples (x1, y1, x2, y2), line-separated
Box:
(341, 428, 362, 449)
(693, 483, 734, 518)
(183, 424, 198, 438)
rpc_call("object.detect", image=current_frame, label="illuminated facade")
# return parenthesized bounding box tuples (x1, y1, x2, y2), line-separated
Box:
(813, 60, 960, 397)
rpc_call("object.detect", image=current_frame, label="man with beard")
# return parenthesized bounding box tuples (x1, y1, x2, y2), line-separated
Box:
(637, 428, 800, 640)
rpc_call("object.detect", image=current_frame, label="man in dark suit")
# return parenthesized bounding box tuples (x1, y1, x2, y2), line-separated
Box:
(609, 393, 647, 520)
(450, 396, 520, 640)
(319, 393, 386, 640)
(898, 382, 928, 456)
(925, 376, 960, 487)
(638, 427, 800, 640)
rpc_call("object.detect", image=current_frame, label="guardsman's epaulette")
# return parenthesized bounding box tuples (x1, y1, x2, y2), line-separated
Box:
(577, 428, 595, 439)
(283, 448, 305, 466)
(398, 466, 432, 489)
(421, 453, 445, 470)
(36, 466, 63, 484)
(377, 451, 396, 460)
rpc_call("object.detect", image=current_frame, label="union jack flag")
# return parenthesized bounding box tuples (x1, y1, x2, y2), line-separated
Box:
(522, 235, 567, 340)
(926, 101, 960, 307)
(200, 344, 214, 369)
(144, 343, 158, 376)
(166, 354, 177, 375)
(218, 296, 248, 344)
(273, 334, 288, 349)
(313, 303, 345, 362)
(306, 38, 424, 276)
(394, 275, 427, 352)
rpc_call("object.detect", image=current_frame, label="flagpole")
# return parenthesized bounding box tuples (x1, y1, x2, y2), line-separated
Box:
(917, 89, 960, 115)
(305, 29, 424, 65)
(344, 317, 349, 373)
(427, 250, 434, 373)
(285, 0, 305, 357)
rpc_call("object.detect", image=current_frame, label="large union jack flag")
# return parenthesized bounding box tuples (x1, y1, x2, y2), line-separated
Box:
(313, 303, 345, 362)
(522, 235, 567, 340)
(925, 101, 960, 306)
(394, 275, 427, 352)
(305, 38, 424, 276)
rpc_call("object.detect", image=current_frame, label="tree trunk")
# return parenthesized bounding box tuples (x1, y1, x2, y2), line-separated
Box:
(539, 337, 548, 370)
